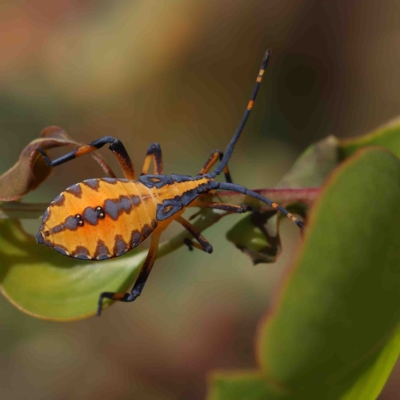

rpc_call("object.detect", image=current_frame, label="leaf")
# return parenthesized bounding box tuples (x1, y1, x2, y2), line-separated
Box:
(256, 148, 400, 398)
(0, 219, 146, 320)
(339, 117, 400, 160)
(206, 329, 400, 400)
(224, 116, 400, 266)
(339, 328, 400, 400)
(203, 186, 313, 265)
(222, 135, 330, 264)
(0, 126, 115, 201)
(222, 137, 336, 265)
(226, 211, 281, 264)
(278, 116, 400, 190)
(0, 209, 227, 320)
(277, 135, 339, 188)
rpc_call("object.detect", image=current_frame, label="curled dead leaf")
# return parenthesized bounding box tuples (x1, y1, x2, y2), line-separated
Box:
(0, 126, 116, 201)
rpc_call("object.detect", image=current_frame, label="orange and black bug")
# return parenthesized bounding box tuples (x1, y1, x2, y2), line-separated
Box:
(35, 50, 304, 316)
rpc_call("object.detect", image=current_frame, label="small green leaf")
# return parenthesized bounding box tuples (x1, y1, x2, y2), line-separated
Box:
(222, 136, 334, 265)
(0, 209, 228, 320)
(226, 211, 281, 264)
(339, 117, 400, 160)
(277, 135, 339, 188)
(256, 148, 400, 398)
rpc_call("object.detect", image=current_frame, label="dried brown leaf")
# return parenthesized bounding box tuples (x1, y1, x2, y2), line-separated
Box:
(0, 126, 116, 201)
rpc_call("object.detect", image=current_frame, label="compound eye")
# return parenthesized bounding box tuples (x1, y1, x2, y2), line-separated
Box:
(95, 206, 105, 219)
(75, 214, 84, 226)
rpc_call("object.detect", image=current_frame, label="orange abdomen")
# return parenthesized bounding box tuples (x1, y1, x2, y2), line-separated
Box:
(37, 178, 163, 260)
(36, 176, 209, 260)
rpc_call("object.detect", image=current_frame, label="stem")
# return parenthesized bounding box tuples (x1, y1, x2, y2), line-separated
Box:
(0, 202, 50, 219)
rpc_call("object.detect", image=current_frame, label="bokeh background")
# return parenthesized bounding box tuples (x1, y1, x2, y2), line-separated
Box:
(0, 1, 399, 399)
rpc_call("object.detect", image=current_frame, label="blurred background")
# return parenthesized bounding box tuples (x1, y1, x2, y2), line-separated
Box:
(0, 1, 399, 399)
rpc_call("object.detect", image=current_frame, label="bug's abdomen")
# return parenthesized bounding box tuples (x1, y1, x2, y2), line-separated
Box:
(36, 178, 159, 260)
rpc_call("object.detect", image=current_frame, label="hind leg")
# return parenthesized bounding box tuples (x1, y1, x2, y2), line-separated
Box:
(175, 216, 213, 254)
(97, 234, 160, 316)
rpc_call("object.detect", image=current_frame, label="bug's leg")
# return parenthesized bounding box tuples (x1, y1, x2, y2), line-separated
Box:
(175, 216, 213, 253)
(218, 182, 304, 229)
(199, 150, 232, 183)
(97, 234, 160, 316)
(141, 143, 163, 175)
(37, 136, 136, 180)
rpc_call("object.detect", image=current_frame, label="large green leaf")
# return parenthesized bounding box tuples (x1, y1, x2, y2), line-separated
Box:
(339, 328, 400, 400)
(255, 148, 400, 398)
(0, 209, 236, 320)
(207, 328, 400, 400)
(0, 187, 313, 320)
(0, 219, 145, 320)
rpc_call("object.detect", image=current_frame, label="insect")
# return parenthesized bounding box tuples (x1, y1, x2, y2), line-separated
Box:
(35, 50, 304, 316)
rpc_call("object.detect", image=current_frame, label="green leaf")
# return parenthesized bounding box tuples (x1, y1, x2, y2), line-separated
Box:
(0, 209, 227, 320)
(277, 135, 339, 188)
(223, 136, 336, 265)
(226, 211, 281, 264)
(339, 328, 400, 400)
(339, 117, 400, 159)
(0, 219, 146, 320)
(256, 148, 400, 398)
(277, 116, 400, 191)
(206, 329, 400, 400)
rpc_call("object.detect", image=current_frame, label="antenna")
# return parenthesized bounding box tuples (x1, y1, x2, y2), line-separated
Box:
(210, 49, 270, 177)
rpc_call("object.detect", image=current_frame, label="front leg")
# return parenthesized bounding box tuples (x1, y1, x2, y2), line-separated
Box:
(37, 136, 136, 180)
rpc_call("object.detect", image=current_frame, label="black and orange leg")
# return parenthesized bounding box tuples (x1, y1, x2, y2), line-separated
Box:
(37, 136, 136, 180)
(97, 234, 160, 316)
(175, 215, 213, 253)
(199, 150, 232, 183)
(141, 143, 163, 175)
(218, 182, 304, 229)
